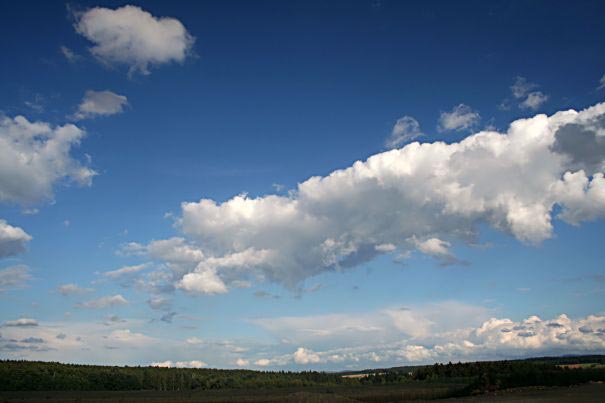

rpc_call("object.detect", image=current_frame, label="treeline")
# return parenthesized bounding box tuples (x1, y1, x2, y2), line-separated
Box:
(524, 354, 605, 365)
(0, 360, 354, 391)
(360, 358, 605, 395)
(2, 356, 605, 394)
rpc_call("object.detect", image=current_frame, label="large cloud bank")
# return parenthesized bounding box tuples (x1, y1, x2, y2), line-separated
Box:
(250, 311, 605, 368)
(75, 5, 195, 75)
(128, 103, 605, 294)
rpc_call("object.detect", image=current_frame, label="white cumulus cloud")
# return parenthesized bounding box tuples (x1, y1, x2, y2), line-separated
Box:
(0, 116, 95, 205)
(125, 102, 605, 294)
(74, 5, 195, 76)
(293, 347, 321, 364)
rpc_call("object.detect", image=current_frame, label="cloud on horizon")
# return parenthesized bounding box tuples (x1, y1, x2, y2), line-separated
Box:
(247, 310, 605, 368)
(2, 305, 604, 370)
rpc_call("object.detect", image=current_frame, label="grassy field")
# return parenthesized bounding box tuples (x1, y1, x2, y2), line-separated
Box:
(0, 382, 464, 402)
(1, 382, 604, 402)
(449, 382, 605, 402)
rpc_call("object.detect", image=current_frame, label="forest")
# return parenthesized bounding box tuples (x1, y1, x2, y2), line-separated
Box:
(1, 355, 605, 398)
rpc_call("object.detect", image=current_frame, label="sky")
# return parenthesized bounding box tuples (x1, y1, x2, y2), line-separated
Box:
(1, 0, 605, 370)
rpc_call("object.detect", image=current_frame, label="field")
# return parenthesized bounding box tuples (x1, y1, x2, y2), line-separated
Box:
(0, 382, 463, 402)
(1, 382, 604, 402)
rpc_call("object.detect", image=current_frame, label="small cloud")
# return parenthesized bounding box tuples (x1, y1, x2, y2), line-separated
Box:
(56, 333, 67, 339)
(103, 263, 149, 279)
(375, 243, 396, 253)
(303, 283, 323, 293)
(438, 104, 480, 132)
(63, 220, 70, 227)
(160, 312, 177, 323)
(186, 337, 204, 345)
(498, 99, 512, 111)
(72, 90, 128, 120)
(147, 296, 171, 310)
(235, 358, 249, 367)
(57, 283, 94, 296)
(0, 265, 31, 291)
(60, 46, 81, 63)
(177, 268, 228, 295)
(511, 76, 537, 99)
(105, 314, 126, 324)
(293, 347, 321, 364)
(77, 294, 128, 309)
(412, 237, 467, 267)
(598, 73, 605, 90)
(109, 329, 154, 344)
(520, 91, 548, 110)
(253, 290, 279, 299)
(254, 358, 271, 367)
(385, 116, 423, 148)
(0, 220, 32, 259)
(23, 94, 46, 113)
(508, 77, 548, 110)
(414, 237, 451, 257)
(3, 318, 38, 327)
(272, 183, 286, 192)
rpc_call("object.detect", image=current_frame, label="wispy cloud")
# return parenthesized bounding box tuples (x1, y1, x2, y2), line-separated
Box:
(0, 265, 31, 291)
(509, 76, 548, 110)
(57, 283, 93, 296)
(385, 116, 423, 148)
(77, 294, 128, 309)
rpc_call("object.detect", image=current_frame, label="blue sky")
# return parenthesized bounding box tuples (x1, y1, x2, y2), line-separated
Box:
(1, 0, 605, 370)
